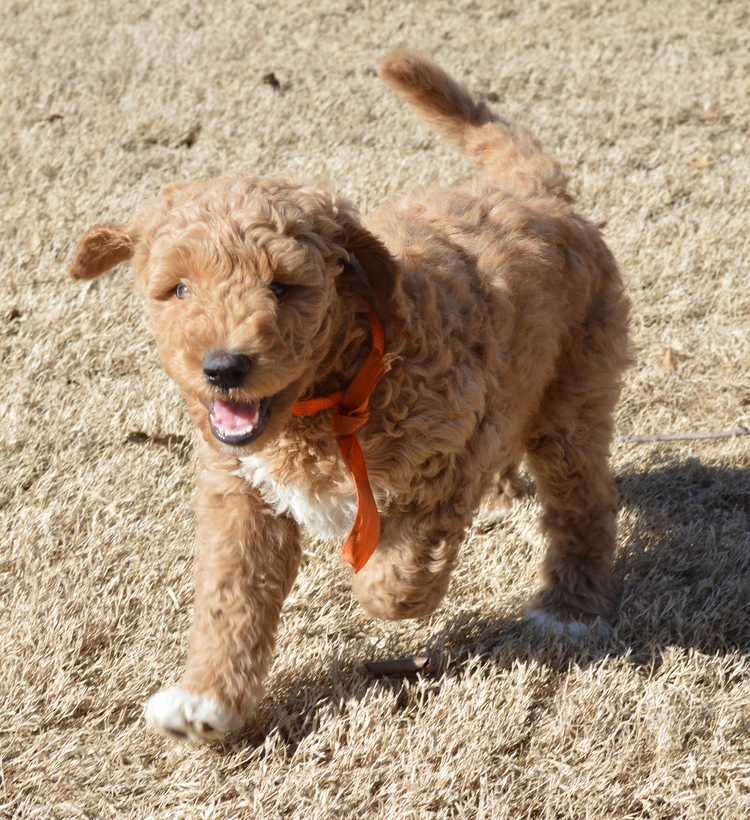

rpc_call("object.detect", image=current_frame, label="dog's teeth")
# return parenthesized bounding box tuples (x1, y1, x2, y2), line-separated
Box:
(233, 410, 260, 434)
(233, 423, 256, 435)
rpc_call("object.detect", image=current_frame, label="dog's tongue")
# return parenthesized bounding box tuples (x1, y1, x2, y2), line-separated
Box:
(209, 399, 261, 436)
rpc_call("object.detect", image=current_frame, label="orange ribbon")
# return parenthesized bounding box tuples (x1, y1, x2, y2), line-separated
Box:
(291, 308, 390, 572)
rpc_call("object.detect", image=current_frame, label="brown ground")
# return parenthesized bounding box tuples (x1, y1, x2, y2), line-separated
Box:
(1, 1, 750, 817)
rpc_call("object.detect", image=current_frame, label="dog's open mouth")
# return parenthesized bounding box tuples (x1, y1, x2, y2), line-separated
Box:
(207, 396, 274, 446)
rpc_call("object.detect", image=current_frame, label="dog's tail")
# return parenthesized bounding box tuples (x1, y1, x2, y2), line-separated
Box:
(377, 49, 568, 199)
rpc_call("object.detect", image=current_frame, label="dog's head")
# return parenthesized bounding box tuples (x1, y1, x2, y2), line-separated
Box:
(70, 174, 399, 453)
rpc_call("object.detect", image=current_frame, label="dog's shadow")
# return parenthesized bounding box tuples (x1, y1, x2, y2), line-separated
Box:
(437, 457, 750, 663)
(611, 457, 750, 656)
(232, 457, 750, 752)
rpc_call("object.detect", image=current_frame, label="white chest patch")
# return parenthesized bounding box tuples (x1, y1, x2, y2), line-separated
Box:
(239, 453, 357, 540)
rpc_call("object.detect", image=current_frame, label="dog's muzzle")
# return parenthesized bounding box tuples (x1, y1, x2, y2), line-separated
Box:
(202, 350, 252, 391)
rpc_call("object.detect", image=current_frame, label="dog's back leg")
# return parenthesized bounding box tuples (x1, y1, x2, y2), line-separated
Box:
(522, 345, 626, 634)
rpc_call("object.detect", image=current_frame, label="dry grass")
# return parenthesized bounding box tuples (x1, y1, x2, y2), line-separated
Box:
(2, 0, 750, 817)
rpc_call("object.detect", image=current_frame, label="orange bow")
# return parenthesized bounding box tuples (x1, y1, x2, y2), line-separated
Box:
(291, 308, 390, 572)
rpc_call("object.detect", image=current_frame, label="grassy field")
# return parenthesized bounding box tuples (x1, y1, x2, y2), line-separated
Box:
(1, 0, 749, 817)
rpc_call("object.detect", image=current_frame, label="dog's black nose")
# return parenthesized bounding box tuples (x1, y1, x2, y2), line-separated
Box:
(202, 351, 252, 390)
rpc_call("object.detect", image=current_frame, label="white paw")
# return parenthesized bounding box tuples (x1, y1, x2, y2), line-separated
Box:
(143, 686, 243, 743)
(526, 608, 612, 640)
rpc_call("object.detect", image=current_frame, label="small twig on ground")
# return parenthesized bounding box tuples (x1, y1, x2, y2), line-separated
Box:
(365, 656, 430, 678)
(125, 431, 189, 447)
(615, 427, 750, 443)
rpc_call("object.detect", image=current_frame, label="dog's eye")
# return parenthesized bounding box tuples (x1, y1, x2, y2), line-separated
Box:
(268, 282, 288, 299)
(174, 283, 189, 300)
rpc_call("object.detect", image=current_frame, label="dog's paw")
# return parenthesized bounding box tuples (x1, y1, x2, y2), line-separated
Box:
(526, 608, 612, 640)
(471, 502, 512, 534)
(143, 686, 243, 743)
(472, 470, 528, 534)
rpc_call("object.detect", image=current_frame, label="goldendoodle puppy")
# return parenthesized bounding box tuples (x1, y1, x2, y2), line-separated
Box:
(69, 49, 630, 742)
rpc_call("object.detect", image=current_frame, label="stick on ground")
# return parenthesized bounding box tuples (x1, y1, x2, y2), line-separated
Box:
(615, 427, 750, 443)
(365, 656, 431, 677)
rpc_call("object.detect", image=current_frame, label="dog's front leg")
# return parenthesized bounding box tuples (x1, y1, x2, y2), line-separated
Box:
(351, 516, 465, 621)
(144, 450, 300, 743)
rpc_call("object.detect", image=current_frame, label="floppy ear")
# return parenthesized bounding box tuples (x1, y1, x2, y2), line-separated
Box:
(337, 219, 399, 326)
(69, 222, 136, 281)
